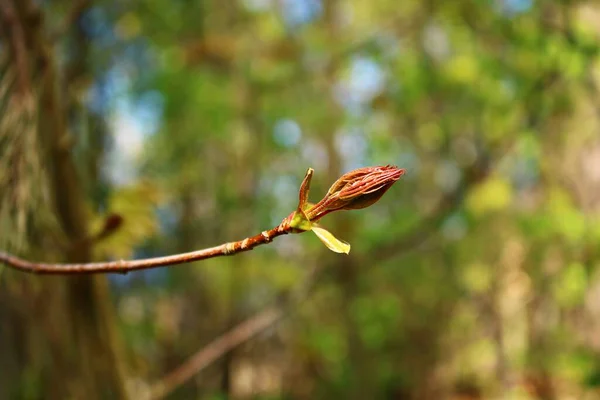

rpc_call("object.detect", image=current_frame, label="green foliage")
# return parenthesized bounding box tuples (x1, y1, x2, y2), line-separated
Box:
(5, 0, 600, 398)
(466, 177, 513, 216)
(93, 183, 162, 260)
(553, 262, 588, 308)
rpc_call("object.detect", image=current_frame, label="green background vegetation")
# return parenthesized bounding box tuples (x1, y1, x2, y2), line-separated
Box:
(2, 0, 600, 398)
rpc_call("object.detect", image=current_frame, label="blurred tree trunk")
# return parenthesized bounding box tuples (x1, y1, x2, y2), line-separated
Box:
(0, 0, 128, 398)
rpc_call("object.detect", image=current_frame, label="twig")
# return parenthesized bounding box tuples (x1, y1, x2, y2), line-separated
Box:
(0, 165, 405, 275)
(0, 225, 290, 274)
(145, 175, 459, 399)
(149, 254, 321, 399)
(149, 306, 284, 399)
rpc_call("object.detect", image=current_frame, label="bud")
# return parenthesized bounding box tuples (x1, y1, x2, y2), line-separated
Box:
(305, 165, 405, 221)
(95, 213, 124, 241)
(284, 165, 405, 254)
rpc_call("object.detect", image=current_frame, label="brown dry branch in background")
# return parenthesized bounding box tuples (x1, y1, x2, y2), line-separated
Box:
(148, 257, 323, 400)
(0, 165, 405, 274)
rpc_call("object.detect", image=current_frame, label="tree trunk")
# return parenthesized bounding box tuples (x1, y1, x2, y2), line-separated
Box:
(0, 0, 129, 397)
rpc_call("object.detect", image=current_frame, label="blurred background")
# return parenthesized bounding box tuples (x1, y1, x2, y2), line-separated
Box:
(2, 0, 600, 399)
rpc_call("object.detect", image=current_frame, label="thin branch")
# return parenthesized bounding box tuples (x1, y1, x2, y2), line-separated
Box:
(146, 186, 459, 399)
(149, 306, 284, 399)
(145, 158, 485, 399)
(0, 165, 404, 275)
(149, 255, 321, 400)
(148, 168, 465, 399)
(0, 224, 290, 274)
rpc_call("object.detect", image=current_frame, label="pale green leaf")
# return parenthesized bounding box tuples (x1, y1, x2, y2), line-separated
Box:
(311, 226, 351, 254)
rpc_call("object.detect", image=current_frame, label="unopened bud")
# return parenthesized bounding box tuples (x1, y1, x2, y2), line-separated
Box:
(306, 165, 405, 221)
(283, 165, 405, 254)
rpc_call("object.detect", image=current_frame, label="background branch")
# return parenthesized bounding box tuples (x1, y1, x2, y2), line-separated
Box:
(150, 307, 284, 400)
(149, 261, 321, 399)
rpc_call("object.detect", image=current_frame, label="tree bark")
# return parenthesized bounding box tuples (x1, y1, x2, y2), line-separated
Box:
(1, 0, 129, 397)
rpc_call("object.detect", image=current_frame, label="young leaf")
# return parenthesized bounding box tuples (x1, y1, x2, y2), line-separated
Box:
(311, 226, 351, 254)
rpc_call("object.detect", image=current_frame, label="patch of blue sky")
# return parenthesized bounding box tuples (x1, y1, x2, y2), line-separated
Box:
(395, 151, 420, 180)
(121, 38, 155, 74)
(242, 0, 274, 13)
(132, 90, 164, 137)
(101, 66, 164, 186)
(335, 127, 368, 171)
(268, 174, 300, 227)
(435, 159, 462, 193)
(273, 119, 302, 148)
(441, 211, 468, 241)
(301, 139, 329, 173)
(89, 63, 163, 133)
(335, 56, 385, 115)
(281, 0, 322, 28)
(88, 67, 127, 114)
(500, 0, 533, 15)
(80, 6, 116, 48)
(511, 156, 539, 189)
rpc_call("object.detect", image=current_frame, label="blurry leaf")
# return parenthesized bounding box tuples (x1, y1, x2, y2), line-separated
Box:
(466, 177, 513, 216)
(465, 338, 496, 373)
(517, 131, 541, 159)
(311, 226, 351, 254)
(553, 262, 587, 308)
(255, 13, 285, 42)
(445, 55, 479, 84)
(350, 294, 401, 350)
(417, 122, 443, 152)
(554, 349, 595, 382)
(250, 56, 296, 85)
(460, 262, 492, 294)
(93, 182, 162, 260)
(244, 258, 302, 291)
(392, 49, 427, 107)
(360, 322, 387, 350)
(546, 188, 586, 243)
(183, 35, 238, 67)
(584, 367, 600, 388)
(115, 12, 142, 40)
(588, 215, 600, 245)
(306, 325, 346, 367)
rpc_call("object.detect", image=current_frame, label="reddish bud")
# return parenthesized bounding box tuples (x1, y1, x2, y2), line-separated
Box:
(95, 213, 124, 241)
(305, 165, 405, 221)
(282, 165, 404, 254)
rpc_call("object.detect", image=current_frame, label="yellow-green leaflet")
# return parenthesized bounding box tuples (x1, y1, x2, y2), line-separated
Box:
(311, 226, 351, 254)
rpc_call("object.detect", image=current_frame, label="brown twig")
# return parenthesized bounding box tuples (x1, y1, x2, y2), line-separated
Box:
(144, 161, 456, 399)
(0, 165, 404, 275)
(149, 251, 321, 399)
(0, 224, 290, 274)
(149, 306, 284, 399)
